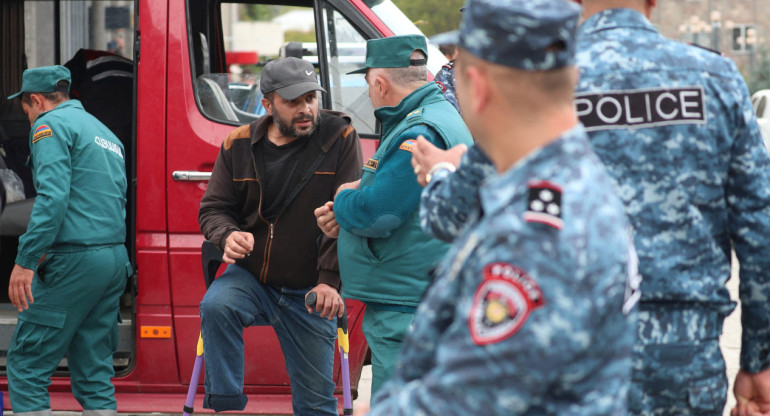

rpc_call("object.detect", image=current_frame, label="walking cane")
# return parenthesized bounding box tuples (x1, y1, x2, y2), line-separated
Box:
(182, 241, 223, 415)
(306, 292, 353, 415)
(182, 334, 204, 416)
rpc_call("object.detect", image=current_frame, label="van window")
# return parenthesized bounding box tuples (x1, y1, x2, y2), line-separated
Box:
(320, 6, 376, 134)
(192, 1, 378, 135)
(191, 2, 319, 126)
(361, 0, 446, 76)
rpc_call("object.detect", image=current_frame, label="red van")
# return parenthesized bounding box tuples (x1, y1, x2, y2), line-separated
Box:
(0, 0, 446, 413)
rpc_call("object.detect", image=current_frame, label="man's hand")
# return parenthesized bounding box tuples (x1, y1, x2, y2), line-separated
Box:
(335, 180, 360, 199)
(223, 231, 254, 264)
(305, 283, 344, 320)
(353, 404, 370, 416)
(314, 201, 339, 238)
(411, 135, 467, 187)
(9, 264, 35, 312)
(732, 368, 770, 416)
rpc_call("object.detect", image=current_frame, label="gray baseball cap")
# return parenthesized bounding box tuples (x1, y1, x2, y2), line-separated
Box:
(259, 57, 325, 100)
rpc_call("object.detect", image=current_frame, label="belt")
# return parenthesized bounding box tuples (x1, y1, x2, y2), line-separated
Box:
(48, 242, 122, 253)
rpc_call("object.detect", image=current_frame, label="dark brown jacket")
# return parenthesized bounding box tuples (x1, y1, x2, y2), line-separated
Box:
(199, 110, 362, 289)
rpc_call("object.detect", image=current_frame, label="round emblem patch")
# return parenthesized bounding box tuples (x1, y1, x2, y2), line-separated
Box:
(469, 263, 544, 346)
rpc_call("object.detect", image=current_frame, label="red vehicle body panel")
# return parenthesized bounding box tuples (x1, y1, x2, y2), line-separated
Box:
(0, 0, 439, 411)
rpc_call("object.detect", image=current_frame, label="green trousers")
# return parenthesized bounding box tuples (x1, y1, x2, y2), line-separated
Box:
(8, 244, 129, 414)
(361, 308, 414, 399)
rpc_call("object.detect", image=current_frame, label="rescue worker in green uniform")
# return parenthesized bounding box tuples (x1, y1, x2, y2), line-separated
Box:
(6, 65, 130, 416)
(314, 35, 474, 397)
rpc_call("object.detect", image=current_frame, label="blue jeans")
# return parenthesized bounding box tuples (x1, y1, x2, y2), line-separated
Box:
(200, 264, 337, 415)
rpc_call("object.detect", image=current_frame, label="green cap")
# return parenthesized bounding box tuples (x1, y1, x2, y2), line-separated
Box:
(7, 65, 71, 100)
(347, 35, 428, 75)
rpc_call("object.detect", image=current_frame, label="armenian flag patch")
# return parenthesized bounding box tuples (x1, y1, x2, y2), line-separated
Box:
(399, 139, 416, 152)
(33, 125, 53, 143)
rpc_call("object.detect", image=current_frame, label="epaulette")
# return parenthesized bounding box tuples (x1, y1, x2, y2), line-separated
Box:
(406, 108, 424, 123)
(687, 42, 724, 56)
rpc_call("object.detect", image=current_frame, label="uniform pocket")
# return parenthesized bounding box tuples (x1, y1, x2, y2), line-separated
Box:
(15, 306, 67, 356)
(687, 373, 728, 412)
(35, 254, 54, 287)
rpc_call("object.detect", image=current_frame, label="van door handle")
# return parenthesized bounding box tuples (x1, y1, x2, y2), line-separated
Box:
(172, 171, 212, 181)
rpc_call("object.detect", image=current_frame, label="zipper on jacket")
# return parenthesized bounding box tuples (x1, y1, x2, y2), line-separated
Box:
(259, 219, 278, 283)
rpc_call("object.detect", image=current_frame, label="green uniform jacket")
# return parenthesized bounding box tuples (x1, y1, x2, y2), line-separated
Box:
(335, 83, 473, 308)
(17, 100, 127, 270)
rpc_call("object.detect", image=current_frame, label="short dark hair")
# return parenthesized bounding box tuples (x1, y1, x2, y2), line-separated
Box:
(439, 44, 457, 60)
(21, 91, 69, 106)
(20, 79, 70, 105)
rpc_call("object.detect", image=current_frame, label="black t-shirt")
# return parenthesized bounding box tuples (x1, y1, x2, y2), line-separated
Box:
(256, 135, 308, 221)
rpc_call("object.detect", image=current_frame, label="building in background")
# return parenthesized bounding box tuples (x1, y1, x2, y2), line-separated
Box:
(650, 0, 768, 88)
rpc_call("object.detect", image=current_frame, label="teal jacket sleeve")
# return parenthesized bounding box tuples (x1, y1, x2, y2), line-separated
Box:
(16, 116, 73, 270)
(334, 124, 447, 238)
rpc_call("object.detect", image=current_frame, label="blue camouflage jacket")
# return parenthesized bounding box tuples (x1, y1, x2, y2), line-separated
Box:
(370, 125, 638, 415)
(577, 8, 770, 373)
(419, 144, 494, 242)
(433, 61, 459, 112)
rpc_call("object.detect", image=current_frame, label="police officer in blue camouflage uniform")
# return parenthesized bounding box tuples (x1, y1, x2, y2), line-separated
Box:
(6, 65, 130, 416)
(433, 60, 459, 112)
(576, 1, 770, 415)
(358, 1, 639, 414)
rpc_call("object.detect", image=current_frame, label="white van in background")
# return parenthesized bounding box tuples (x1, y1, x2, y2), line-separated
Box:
(750, 89, 770, 150)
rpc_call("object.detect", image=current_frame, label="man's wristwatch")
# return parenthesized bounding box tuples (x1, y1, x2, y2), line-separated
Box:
(426, 161, 457, 184)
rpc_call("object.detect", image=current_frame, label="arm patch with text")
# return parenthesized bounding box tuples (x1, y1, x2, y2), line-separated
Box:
(399, 139, 415, 152)
(469, 263, 545, 345)
(33, 125, 53, 143)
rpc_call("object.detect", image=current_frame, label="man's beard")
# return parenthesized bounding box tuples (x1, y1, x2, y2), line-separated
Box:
(273, 110, 319, 140)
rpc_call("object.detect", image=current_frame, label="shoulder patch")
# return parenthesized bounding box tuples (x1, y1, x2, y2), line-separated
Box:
(32, 125, 53, 144)
(398, 139, 415, 152)
(364, 158, 378, 171)
(687, 42, 723, 56)
(469, 263, 545, 345)
(406, 109, 423, 122)
(223, 125, 252, 150)
(523, 180, 563, 230)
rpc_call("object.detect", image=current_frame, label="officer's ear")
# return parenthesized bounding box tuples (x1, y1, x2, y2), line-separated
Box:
(28, 93, 46, 111)
(462, 63, 491, 116)
(372, 72, 389, 102)
(644, 0, 657, 17)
